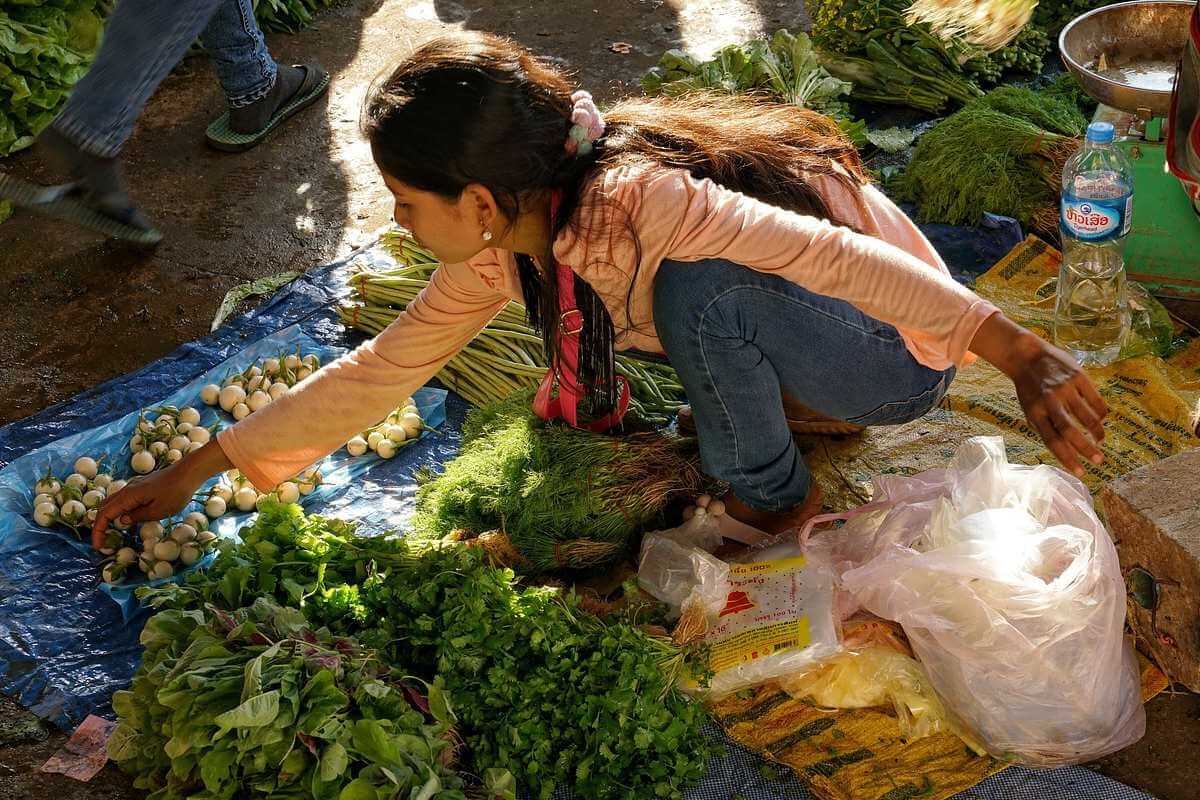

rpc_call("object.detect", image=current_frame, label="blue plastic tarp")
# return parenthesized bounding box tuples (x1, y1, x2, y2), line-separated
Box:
(0, 242, 465, 727)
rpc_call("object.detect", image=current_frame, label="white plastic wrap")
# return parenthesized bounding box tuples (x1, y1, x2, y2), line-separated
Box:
(637, 513, 729, 620)
(701, 541, 839, 697)
(812, 437, 1144, 766)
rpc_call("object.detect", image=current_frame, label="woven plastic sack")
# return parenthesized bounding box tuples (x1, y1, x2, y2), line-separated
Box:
(806, 437, 1145, 766)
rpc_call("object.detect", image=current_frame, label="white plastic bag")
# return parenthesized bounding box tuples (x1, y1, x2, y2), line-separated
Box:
(810, 437, 1144, 766)
(700, 541, 839, 697)
(637, 513, 729, 621)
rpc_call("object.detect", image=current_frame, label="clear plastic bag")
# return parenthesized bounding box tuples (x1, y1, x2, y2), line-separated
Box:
(637, 513, 730, 622)
(806, 437, 1145, 766)
(779, 646, 987, 754)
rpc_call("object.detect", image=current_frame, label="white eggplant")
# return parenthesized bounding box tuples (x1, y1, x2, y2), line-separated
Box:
(234, 487, 258, 512)
(200, 384, 221, 406)
(33, 502, 57, 527)
(219, 384, 246, 412)
(205, 496, 227, 518)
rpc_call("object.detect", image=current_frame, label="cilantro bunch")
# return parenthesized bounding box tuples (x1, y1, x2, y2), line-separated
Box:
(361, 545, 717, 800)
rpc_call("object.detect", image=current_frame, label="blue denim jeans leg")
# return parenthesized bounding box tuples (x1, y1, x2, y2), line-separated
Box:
(199, 0, 277, 108)
(652, 258, 955, 513)
(52, 0, 275, 157)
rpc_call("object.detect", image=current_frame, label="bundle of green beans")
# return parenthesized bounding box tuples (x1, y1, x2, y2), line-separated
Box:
(337, 231, 687, 425)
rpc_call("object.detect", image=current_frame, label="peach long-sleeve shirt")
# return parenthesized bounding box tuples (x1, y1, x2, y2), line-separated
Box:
(220, 163, 999, 489)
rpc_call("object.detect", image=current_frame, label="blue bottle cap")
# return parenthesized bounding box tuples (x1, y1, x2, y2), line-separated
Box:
(1086, 121, 1115, 143)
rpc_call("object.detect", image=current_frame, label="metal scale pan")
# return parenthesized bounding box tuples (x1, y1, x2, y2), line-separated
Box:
(1059, 0, 1191, 118)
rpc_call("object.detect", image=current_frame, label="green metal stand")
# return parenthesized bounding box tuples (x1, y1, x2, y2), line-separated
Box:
(1094, 106, 1200, 300)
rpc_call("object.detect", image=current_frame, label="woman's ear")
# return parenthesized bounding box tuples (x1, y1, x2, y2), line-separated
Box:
(460, 183, 500, 228)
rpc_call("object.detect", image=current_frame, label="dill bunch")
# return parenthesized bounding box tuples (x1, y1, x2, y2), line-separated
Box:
(894, 87, 1085, 236)
(413, 393, 712, 572)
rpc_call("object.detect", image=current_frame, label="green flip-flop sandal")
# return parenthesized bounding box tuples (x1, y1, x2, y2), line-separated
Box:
(205, 64, 330, 152)
(0, 174, 163, 246)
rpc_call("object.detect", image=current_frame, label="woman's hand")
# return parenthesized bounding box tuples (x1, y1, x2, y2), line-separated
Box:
(90, 440, 233, 549)
(970, 313, 1108, 477)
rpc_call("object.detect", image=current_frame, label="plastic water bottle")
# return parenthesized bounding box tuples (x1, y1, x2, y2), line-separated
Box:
(1055, 121, 1133, 367)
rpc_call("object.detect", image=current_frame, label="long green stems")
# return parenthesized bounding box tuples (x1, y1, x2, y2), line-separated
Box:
(340, 233, 687, 422)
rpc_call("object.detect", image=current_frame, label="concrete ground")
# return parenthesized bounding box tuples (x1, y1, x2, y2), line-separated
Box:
(0, 1, 1197, 798)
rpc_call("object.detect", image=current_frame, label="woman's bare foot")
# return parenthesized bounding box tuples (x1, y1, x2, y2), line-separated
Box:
(721, 483, 824, 536)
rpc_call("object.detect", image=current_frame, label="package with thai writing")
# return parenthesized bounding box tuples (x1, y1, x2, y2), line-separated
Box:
(702, 541, 839, 697)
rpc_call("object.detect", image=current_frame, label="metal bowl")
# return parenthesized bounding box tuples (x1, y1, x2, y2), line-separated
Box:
(1059, 0, 1191, 116)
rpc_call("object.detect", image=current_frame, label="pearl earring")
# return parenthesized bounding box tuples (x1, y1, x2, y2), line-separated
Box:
(482, 230, 493, 241)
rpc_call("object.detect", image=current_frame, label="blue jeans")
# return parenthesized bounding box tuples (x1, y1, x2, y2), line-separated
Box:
(53, 0, 276, 157)
(653, 258, 955, 512)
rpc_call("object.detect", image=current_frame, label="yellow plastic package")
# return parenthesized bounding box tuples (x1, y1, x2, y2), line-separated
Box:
(778, 646, 986, 755)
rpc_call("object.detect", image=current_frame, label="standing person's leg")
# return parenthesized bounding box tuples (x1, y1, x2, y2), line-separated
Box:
(198, 0, 277, 110)
(652, 258, 954, 533)
(3, 0, 225, 241)
(50, 0, 224, 159)
(200, 0, 330, 149)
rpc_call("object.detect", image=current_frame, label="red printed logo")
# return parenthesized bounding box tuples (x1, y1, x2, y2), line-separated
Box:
(719, 591, 756, 617)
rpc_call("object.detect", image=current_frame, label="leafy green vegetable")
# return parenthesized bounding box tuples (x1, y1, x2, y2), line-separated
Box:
(108, 596, 468, 800)
(358, 543, 717, 800)
(251, 0, 336, 34)
(141, 503, 715, 800)
(807, 0, 1051, 111)
(865, 126, 916, 153)
(808, 0, 986, 112)
(0, 0, 106, 157)
(640, 29, 868, 147)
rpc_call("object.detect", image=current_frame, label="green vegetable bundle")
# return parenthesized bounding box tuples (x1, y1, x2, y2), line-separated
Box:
(108, 596, 469, 800)
(961, 24, 1051, 86)
(340, 231, 688, 426)
(893, 83, 1086, 236)
(251, 0, 337, 34)
(808, 0, 986, 112)
(639, 29, 868, 146)
(413, 392, 711, 571)
(0, 0, 106, 156)
(141, 503, 714, 800)
(809, 0, 1050, 112)
(360, 544, 716, 800)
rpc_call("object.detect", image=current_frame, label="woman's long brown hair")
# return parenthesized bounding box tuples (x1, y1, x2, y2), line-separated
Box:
(363, 32, 868, 422)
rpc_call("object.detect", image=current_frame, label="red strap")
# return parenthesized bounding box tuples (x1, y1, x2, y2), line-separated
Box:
(530, 191, 631, 432)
